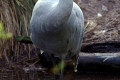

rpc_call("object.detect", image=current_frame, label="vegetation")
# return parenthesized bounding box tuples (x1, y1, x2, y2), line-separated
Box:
(0, 21, 12, 39)
(0, 0, 37, 63)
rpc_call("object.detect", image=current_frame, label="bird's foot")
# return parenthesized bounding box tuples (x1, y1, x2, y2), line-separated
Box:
(73, 55, 79, 73)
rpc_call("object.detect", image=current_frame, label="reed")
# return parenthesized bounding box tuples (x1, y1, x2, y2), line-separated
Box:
(0, 0, 38, 63)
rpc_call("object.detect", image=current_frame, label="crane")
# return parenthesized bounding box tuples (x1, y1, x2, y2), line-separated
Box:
(30, 0, 84, 79)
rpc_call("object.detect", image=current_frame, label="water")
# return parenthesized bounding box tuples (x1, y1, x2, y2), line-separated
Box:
(0, 69, 120, 80)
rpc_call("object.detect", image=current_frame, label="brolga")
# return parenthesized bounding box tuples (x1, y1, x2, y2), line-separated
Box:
(30, 0, 84, 79)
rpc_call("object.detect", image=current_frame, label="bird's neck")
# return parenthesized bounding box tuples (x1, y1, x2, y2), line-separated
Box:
(57, 0, 73, 15)
(44, 0, 73, 31)
(52, 0, 73, 25)
(59, 0, 73, 6)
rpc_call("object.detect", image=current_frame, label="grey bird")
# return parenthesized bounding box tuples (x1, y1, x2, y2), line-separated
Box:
(30, 0, 84, 76)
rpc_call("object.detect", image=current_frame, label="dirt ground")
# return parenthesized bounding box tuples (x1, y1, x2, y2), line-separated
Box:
(77, 0, 120, 43)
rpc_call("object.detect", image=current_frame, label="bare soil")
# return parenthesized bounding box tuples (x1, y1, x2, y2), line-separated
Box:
(78, 0, 120, 43)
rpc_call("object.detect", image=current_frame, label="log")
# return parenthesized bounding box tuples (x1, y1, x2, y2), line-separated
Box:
(81, 41, 120, 53)
(77, 53, 120, 73)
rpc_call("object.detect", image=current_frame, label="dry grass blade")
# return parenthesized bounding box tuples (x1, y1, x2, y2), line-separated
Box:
(0, 0, 37, 64)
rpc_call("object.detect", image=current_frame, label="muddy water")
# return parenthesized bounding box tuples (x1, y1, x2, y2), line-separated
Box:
(0, 70, 120, 80)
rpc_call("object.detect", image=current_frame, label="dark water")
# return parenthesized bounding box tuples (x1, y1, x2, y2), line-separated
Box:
(0, 70, 120, 80)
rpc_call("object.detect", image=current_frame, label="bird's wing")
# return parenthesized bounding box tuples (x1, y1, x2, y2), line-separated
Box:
(66, 2, 84, 58)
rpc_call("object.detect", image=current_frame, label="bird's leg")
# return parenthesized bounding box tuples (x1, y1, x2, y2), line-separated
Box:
(51, 54, 60, 79)
(51, 54, 56, 66)
(60, 59, 65, 80)
(74, 52, 79, 72)
(52, 55, 65, 80)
